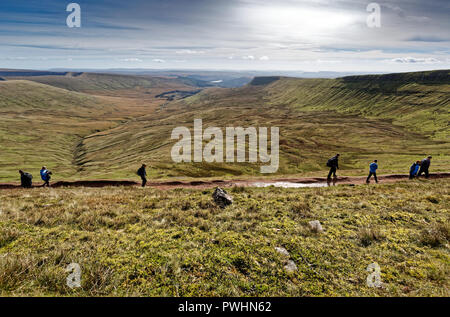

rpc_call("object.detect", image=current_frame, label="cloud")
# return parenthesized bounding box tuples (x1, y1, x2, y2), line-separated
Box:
(406, 36, 448, 42)
(405, 16, 431, 23)
(152, 59, 165, 63)
(316, 59, 341, 64)
(176, 49, 205, 54)
(390, 57, 440, 64)
(4, 56, 28, 60)
(242, 55, 255, 60)
(118, 58, 143, 62)
(381, 3, 404, 16)
(381, 3, 431, 23)
(259, 56, 270, 61)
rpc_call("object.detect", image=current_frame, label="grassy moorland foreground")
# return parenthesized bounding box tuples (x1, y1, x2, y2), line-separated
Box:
(0, 179, 448, 296)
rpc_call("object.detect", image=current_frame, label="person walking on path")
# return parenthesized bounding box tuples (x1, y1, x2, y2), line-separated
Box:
(409, 161, 421, 179)
(418, 156, 432, 179)
(19, 170, 33, 188)
(366, 160, 379, 184)
(327, 154, 340, 180)
(137, 164, 147, 187)
(40, 166, 51, 187)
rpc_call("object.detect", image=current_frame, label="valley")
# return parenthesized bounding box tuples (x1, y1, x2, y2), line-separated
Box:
(0, 69, 448, 182)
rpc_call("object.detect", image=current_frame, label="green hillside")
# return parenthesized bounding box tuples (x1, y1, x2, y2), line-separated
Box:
(8, 72, 200, 93)
(0, 70, 448, 182)
(259, 70, 450, 140)
(0, 80, 164, 181)
(73, 70, 449, 180)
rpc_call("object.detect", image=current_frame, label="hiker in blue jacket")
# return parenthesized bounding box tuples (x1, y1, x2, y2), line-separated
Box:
(409, 161, 421, 179)
(40, 166, 51, 187)
(366, 160, 378, 184)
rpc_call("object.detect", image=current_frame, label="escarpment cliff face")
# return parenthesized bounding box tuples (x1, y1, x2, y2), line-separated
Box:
(246, 70, 449, 139)
(341, 70, 450, 85)
(249, 76, 282, 86)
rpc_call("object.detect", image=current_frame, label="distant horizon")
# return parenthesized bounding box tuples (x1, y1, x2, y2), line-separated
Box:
(0, 67, 450, 78)
(2, 66, 449, 76)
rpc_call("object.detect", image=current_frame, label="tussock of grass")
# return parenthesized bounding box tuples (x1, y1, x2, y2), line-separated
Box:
(0, 228, 20, 248)
(420, 223, 450, 248)
(290, 201, 312, 219)
(357, 227, 386, 247)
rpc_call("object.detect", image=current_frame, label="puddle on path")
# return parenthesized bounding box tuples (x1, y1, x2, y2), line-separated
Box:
(250, 182, 331, 188)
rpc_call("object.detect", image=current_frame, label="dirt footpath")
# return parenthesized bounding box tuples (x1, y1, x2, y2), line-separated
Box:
(1, 173, 449, 190)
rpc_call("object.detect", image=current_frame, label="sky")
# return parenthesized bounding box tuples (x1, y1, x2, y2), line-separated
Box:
(0, 0, 449, 72)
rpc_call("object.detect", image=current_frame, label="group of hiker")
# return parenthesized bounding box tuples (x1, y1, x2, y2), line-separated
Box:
(409, 156, 433, 179)
(18, 164, 146, 188)
(326, 154, 433, 184)
(18, 167, 52, 188)
(18, 156, 433, 188)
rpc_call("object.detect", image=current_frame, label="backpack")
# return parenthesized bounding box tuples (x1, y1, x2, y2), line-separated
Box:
(326, 158, 333, 167)
(22, 173, 33, 187)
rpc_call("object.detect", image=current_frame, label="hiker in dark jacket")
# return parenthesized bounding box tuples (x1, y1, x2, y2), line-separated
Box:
(366, 160, 379, 184)
(409, 161, 421, 179)
(327, 154, 340, 180)
(19, 170, 33, 188)
(137, 164, 147, 187)
(418, 156, 432, 179)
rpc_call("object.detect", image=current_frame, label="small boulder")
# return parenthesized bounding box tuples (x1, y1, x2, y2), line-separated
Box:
(212, 187, 233, 208)
(275, 247, 290, 257)
(308, 220, 324, 233)
(284, 260, 298, 273)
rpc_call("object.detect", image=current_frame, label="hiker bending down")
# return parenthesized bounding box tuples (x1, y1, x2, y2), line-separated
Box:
(19, 170, 33, 188)
(418, 156, 432, 179)
(409, 161, 421, 179)
(327, 154, 340, 180)
(366, 160, 379, 184)
(137, 164, 147, 187)
(40, 166, 52, 187)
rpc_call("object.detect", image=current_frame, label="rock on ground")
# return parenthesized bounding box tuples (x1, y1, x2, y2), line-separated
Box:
(308, 220, 324, 233)
(275, 247, 290, 257)
(284, 260, 298, 273)
(212, 187, 233, 208)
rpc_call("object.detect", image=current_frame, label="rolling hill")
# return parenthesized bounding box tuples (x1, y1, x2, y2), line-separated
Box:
(0, 70, 448, 182)
(0, 73, 199, 181)
(5, 71, 202, 94)
(256, 70, 450, 139)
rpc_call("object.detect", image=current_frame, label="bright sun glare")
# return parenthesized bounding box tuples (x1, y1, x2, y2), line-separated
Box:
(242, 6, 358, 40)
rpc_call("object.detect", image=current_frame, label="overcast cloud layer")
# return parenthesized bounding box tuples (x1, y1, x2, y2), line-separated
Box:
(0, 0, 449, 72)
